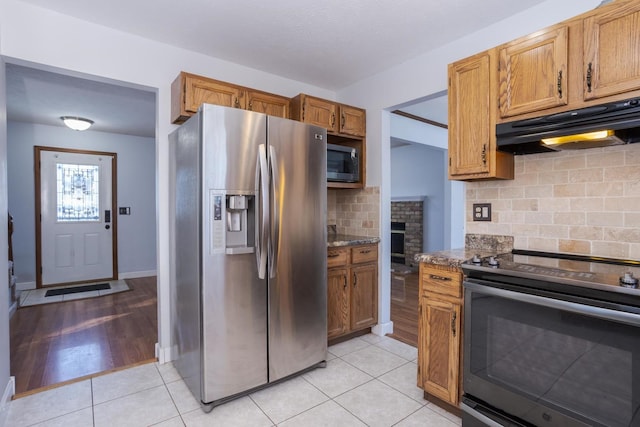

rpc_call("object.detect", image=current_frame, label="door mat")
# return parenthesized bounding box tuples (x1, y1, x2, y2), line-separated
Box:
(45, 283, 110, 296)
(19, 280, 130, 308)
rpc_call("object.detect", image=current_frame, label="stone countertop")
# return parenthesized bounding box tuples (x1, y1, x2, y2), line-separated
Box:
(414, 234, 514, 268)
(328, 234, 380, 248)
(414, 249, 499, 268)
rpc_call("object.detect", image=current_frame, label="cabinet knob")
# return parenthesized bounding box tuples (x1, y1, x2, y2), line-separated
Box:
(586, 62, 593, 93)
(481, 144, 487, 165)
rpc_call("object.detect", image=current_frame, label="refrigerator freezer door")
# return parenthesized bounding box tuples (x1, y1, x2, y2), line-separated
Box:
(200, 105, 269, 403)
(267, 117, 328, 381)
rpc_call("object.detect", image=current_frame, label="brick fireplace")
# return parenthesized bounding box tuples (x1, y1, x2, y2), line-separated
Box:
(390, 199, 424, 267)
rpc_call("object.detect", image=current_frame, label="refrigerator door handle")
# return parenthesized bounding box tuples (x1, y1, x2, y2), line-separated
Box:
(268, 145, 280, 279)
(255, 144, 269, 279)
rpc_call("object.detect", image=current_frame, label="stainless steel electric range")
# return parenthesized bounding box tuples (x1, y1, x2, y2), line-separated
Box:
(461, 250, 640, 427)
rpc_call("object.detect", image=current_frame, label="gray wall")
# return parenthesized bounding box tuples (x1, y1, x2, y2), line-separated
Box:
(0, 55, 12, 419)
(7, 121, 156, 284)
(390, 142, 446, 252)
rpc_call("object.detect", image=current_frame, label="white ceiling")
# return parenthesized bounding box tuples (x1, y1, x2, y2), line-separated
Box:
(7, 0, 550, 136)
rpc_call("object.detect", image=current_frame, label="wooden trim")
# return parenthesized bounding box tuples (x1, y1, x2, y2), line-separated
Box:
(391, 110, 448, 129)
(34, 146, 119, 288)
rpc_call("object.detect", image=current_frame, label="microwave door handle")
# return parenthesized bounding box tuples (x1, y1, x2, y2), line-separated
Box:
(465, 281, 640, 328)
(254, 144, 268, 279)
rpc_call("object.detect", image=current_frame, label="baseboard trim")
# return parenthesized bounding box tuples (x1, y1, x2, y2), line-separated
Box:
(156, 343, 173, 364)
(119, 270, 157, 280)
(0, 376, 15, 427)
(17, 270, 157, 289)
(372, 321, 393, 337)
(16, 281, 35, 292)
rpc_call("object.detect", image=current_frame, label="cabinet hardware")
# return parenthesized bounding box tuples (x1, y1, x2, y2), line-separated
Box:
(331, 112, 336, 128)
(248, 101, 253, 110)
(451, 312, 457, 337)
(481, 144, 487, 165)
(341, 112, 345, 130)
(557, 70, 563, 98)
(302, 103, 306, 121)
(359, 249, 371, 254)
(353, 272, 357, 287)
(234, 97, 240, 107)
(343, 275, 347, 289)
(429, 274, 451, 281)
(328, 253, 341, 258)
(586, 62, 593, 93)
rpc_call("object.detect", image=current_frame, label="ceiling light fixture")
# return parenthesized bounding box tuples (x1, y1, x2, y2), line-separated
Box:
(60, 116, 94, 131)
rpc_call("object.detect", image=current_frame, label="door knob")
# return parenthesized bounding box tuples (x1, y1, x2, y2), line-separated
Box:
(105, 225, 110, 230)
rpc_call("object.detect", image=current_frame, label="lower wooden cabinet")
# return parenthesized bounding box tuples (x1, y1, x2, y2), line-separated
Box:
(417, 263, 463, 406)
(327, 243, 378, 340)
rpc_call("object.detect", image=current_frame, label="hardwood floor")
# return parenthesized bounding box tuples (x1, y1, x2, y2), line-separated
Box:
(10, 276, 158, 396)
(388, 269, 419, 347)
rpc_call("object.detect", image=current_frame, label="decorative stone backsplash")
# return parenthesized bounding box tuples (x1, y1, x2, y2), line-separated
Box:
(327, 187, 380, 238)
(466, 144, 640, 260)
(465, 234, 513, 254)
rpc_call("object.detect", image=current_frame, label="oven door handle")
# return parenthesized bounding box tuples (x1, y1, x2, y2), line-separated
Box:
(465, 281, 640, 327)
(460, 401, 507, 427)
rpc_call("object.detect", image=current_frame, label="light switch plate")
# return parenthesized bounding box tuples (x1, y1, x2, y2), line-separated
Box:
(473, 203, 491, 221)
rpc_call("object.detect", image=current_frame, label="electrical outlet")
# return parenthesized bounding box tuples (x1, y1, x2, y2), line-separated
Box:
(119, 207, 131, 215)
(473, 203, 491, 221)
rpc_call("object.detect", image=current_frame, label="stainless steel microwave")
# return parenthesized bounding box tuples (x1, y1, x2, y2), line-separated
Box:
(327, 143, 359, 183)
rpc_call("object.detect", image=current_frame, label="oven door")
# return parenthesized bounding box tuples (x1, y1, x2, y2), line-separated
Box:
(463, 279, 640, 427)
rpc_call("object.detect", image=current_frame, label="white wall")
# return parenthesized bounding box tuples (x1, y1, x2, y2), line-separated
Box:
(0, 0, 335, 362)
(337, 0, 601, 335)
(7, 122, 156, 285)
(391, 143, 445, 252)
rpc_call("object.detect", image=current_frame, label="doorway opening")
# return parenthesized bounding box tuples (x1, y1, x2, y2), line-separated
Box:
(6, 62, 158, 395)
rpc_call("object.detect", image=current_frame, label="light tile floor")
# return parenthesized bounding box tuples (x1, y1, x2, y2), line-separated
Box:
(5, 334, 462, 427)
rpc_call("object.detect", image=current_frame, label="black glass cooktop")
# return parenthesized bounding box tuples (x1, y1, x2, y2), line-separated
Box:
(462, 250, 640, 297)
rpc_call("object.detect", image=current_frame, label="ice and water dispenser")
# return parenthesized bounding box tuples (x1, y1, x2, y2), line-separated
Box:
(210, 192, 255, 255)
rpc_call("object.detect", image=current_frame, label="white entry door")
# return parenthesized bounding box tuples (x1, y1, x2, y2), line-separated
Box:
(38, 149, 116, 286)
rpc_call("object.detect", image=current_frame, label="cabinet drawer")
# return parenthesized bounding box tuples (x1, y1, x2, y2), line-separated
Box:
(351, 245, 377, 264)
(422, 269, 462, 298)
(327, 248, 349, 268)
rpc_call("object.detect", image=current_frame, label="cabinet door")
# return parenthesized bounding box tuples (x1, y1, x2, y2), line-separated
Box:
(498, 26, 568, 117)
(246, 90, 290, 118)
(302, 96, 337, 133)
(584, 2, 640, 100)
(327, 268, 350, 339)
(419, 297, 461, 405)
(350, 264, 377, 330)
(339, 105, 366, 137)
(184, 75, 245, 113)
(449, 51, 514, 181)
(448, 52, 493, 177)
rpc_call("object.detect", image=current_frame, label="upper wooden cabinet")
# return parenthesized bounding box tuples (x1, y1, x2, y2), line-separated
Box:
(290, 94, 366, 137)
(498, 25, 569, 118)
(448, 50, 514, 180)
(583, 1, 640, 100)
(171, 72, 290, 123)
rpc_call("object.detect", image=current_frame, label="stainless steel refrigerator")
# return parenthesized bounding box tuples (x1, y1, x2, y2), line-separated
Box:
(170, 104, 328, 411)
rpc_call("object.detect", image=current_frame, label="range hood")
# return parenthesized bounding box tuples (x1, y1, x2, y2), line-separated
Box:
(496, 97, 640, 154)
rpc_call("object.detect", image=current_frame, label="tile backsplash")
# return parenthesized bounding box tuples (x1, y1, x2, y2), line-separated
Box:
(328, 187, 380, 237)
(466, 143, 640, 259)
